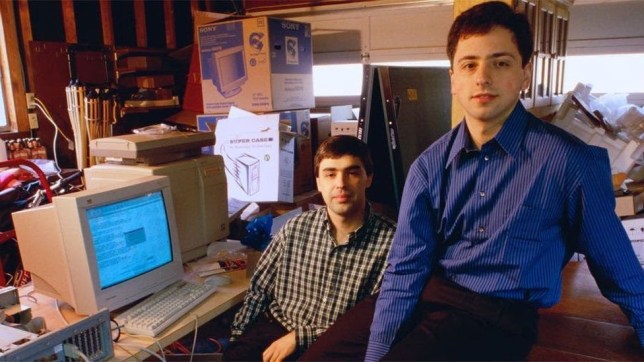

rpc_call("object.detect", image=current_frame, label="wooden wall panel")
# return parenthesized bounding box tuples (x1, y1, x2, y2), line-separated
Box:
(62, 0, 77, 43)
(29, 41, 80, 168)
(244, 0, 355, 13)
(133, 0, 147, 47)
(17, 0, 34, 92)
(164, 0, 176, 49)
(100, 1, 114, 46)
(0, 0, 28, 132)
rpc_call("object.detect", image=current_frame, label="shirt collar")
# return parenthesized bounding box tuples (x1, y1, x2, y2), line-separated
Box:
(323, 203, 374, 245)
(493, 102, 529, 157)
(446, 102, 529, 167)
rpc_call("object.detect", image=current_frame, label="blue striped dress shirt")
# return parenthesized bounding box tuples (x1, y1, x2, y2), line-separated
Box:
(366, 102, 644, 361)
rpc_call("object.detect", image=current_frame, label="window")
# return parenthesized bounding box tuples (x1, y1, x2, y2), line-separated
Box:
(564, 54, 644, 95)
(0, 73, 7, 131)
(313, 60, 450, 109)
(313, 64, 363, 97)
(0, 1, 28, 134)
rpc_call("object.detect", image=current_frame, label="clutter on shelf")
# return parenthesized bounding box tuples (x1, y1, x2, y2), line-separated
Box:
(552, 83, 643, 182)
(552, 83, 644, 216)
(1, 138, 47, 161)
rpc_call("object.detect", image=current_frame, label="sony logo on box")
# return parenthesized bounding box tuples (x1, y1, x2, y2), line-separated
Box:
(197, 16, 314, 114)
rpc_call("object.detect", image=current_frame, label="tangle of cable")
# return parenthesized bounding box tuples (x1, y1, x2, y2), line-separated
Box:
(117, 341, 166, 362)
(32, 97, 73, 174)
(190, 314, 200, 362)
(33, 98, 73, 144)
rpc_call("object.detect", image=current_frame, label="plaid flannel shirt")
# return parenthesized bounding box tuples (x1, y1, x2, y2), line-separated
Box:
(230, 205, 396, 351)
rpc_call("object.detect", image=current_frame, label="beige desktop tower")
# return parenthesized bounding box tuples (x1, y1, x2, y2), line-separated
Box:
(84, 155, 228, 262)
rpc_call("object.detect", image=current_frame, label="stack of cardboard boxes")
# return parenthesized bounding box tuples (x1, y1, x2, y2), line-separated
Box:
(195, 15, 323, 203)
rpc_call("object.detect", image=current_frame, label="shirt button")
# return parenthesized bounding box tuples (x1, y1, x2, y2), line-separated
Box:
(479, 191, 486, 197)
(484, 156, 490, 161)
(478, 226, 485, 233)
(322, 297, 327, 303)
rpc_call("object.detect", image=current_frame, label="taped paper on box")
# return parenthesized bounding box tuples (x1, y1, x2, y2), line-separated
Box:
(215, 108, 296, 202)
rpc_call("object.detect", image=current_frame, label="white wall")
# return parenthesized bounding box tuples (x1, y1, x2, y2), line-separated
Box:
(256, 0, 644, 62)
(255, 0, 644, 104)
(568, 1, 644, 55)
(253, 2, 453, 64)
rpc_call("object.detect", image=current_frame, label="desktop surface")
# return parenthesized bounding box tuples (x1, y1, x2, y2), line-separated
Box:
(19, 269, 250, 361)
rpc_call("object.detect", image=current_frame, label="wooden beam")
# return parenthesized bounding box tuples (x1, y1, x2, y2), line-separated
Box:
(61, 0, 77, 43)
(17, 0, 33, 92)
(100, 0, 114, 46)
(191, 0, 201, 44)
(0, 0, 29, 132)
(190, 0, 201, 15)
(134, 0, 147, 47)
(164, 0, 176, 49)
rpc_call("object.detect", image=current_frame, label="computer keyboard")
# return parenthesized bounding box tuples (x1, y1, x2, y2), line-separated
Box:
(114, 281, 218, 337)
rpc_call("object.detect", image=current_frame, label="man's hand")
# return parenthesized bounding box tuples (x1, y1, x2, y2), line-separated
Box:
(262, 330, 296, 362)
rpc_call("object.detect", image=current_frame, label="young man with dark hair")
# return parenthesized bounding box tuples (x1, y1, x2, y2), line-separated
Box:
(222, 135, 396, 362)
(300, 2, 644, 361)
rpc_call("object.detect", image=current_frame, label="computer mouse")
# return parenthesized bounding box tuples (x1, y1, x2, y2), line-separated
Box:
(204, 275, 232, 287)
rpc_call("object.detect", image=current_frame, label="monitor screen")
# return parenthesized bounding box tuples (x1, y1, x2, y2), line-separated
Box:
(212, 45, 247, 97)
(88, 190, 173, 289)
(12, 175, 184, 315)
(219, 50, 245, 86)
(83, 155, 230, 264)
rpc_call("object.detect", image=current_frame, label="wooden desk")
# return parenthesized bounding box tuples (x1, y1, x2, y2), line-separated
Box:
(527, 261, 643, 361)
(19, 269, 250, 361)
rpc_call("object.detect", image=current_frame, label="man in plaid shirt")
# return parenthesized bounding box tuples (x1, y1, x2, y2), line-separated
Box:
(222, 135, 396, 362)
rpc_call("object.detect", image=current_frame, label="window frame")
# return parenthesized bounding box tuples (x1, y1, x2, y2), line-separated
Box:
(0, 0, 29, 134)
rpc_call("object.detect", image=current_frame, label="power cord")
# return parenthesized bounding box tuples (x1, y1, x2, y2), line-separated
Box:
(110, 319, 121, 342)
(63, 343, 90, 362)
(32, 96, 74, 175)
(32, 97, 74, 145)
(189, 315, 199, 362)
(116, 341, 167, 362)
(114, 332, 167, 361)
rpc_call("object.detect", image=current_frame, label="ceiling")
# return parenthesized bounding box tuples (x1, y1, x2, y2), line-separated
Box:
(572, 0, 638, 4)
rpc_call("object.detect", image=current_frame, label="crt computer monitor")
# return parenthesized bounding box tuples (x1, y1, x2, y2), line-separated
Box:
(12, 175, 183, 315)
(211, 45, 247, 98)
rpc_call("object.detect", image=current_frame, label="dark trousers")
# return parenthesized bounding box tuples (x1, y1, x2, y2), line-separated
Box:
(223, 312, 302, 361)
(300, 276, 539, 361)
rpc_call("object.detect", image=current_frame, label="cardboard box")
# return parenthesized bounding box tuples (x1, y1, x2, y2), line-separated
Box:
(615, 191, 644, 217)
(183, 45, 204, 113)
(279, 109, 311, 136)
(277, 110, 313, 194)
(215, 112, 297, 202)
(331, 120, 359, 137)
(197, 114, 227, 154)
(293, 136, 314, 195)
(330, 105, 359, 121)
(621, 215, 644, 266)
(310, 113, 332, 152)
(330, 105, 359, 137)
(197, 16, 314, 114)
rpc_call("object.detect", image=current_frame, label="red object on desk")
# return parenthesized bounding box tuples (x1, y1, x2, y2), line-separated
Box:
(0, 159, 54, 286)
